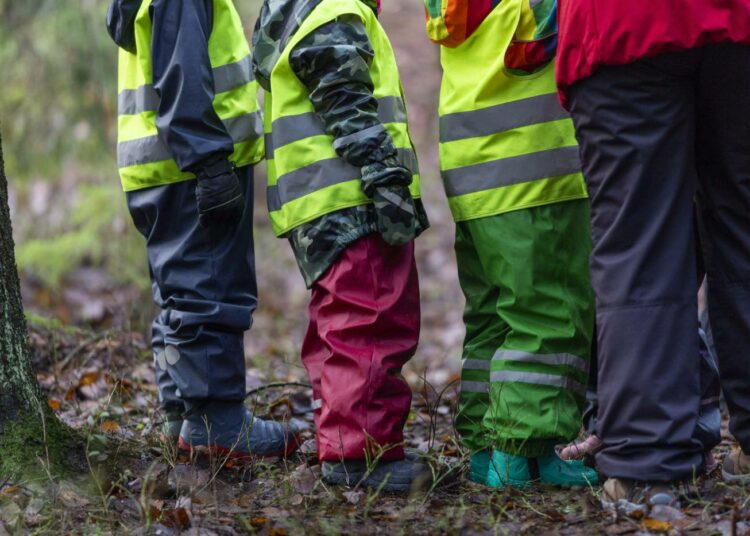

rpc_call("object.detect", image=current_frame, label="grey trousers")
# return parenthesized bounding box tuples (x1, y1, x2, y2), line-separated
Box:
(126, 165, 257, 410)
(569, 44, 750, 481)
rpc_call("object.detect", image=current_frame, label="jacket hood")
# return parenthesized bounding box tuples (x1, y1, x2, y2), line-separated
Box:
(251, 0, 378, 91)
(106, 0, 142, 53)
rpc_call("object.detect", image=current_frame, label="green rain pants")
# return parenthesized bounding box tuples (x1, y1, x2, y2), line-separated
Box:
(455, 199, 595, 457)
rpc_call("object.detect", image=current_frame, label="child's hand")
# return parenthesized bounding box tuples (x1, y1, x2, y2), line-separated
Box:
(372, 185, 418, 246)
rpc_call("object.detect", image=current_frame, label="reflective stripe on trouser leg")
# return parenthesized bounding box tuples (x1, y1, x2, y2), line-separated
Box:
(455, 222, 506, 452)
(457, 200, 595, 457)
(152, 307, 184, 413)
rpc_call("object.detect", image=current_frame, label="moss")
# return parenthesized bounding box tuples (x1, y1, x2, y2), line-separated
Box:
(0, 409, 82, 480)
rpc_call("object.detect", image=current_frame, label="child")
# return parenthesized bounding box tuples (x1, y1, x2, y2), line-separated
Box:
(425, 0, 598, 487)
(107, 0, 299, 459)
(252, 0, 431, 491)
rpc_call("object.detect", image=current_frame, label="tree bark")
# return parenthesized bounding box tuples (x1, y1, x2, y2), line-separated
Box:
(0, 132, 71, 476)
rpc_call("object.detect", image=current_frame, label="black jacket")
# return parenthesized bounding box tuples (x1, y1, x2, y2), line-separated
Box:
(106, 0, 233, 173)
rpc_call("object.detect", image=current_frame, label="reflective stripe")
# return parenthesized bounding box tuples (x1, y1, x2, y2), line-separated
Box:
(462, 358, 491, 371)
(118, 55, 255, 115)
(442, 146, 580, 197)
(460, 380, 489, 393)
(268, 96, 406, 152)
(118, 111, 263, 168)
(439, 93, 568, 143)
(118, 86, 159, 116)
(333, 124, 386, 152)
(490, 370, 586, 396)
(492, 350, 587, 372)
(213, 55, 254, 94)
(312, 399, 323, 410)
(267, 147, 417, 212)
(223, 113, 265, 144)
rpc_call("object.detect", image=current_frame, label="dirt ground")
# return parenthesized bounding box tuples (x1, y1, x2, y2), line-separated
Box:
(2, 2, 748, 535)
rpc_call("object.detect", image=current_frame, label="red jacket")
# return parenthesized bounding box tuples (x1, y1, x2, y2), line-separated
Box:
(556, 0, 750, 107)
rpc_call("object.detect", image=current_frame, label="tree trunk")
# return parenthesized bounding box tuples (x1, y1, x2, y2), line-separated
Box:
(0, 132, 70, 476)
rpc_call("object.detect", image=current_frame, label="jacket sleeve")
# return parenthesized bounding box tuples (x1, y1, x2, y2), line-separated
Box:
(289, 17, 411, 195)
(150, 0, 234, 173)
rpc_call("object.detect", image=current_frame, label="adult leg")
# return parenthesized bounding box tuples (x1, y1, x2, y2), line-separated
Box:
(568, 53, 703, 481)
(695, 43, 750, 454)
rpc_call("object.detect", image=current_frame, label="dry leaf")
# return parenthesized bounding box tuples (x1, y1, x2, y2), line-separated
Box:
(48, 399, 61, 411)
(162, 507, 191, 530)
(642, 518, 672, 532)
(100, 420, 120, 433)
(79, 371, 99, 386)
(250, 517, 270, 527)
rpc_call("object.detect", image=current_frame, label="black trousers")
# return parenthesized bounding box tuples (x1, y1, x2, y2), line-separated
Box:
(569, 44, 750, 481)
(126, 165, 257, 407)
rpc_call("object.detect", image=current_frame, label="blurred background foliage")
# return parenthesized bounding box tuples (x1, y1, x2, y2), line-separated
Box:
(0, 0, 262, 291)
(0, 0, 452, 350)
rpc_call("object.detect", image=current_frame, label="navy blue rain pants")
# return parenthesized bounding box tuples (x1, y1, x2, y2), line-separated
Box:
(126, 165, 257, 411)
(568, 44, 750, 482)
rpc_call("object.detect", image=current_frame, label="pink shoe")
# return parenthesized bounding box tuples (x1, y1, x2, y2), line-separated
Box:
(559, 434, 603, 460)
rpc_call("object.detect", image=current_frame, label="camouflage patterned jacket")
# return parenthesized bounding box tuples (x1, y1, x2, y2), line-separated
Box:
(252, 0, 429, 287)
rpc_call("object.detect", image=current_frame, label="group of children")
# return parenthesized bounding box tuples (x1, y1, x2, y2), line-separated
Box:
(109, 0, 599, 492)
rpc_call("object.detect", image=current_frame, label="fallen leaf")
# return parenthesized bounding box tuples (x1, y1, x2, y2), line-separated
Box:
(289, 494, 304, 506)
(642, 518, 672, 532)
(290, 464, 317, 494)
(649, 504, 686, 522)
(79, 371, 100, 387)
(100, 420, 120, 433)
(342, 490, 363, 505)
(162, 507, 191, 530)
(250, 517, 269, 527)
(270, 529, 288, 536)
(48, 399, 61, 411)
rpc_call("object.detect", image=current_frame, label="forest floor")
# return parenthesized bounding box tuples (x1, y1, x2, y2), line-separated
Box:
(3, 2, 750, 534)
(0, 302, 748, 535)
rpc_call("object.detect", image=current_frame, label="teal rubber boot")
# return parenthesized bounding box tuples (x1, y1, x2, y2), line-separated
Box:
(468, 451, 491, 484)
(486, 451, 533, 488)
(487, 450, 599, 488)
(537, 452, 598, 487)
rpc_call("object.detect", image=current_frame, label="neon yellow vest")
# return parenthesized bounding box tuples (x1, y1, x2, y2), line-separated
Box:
(438, 0, 586, 222)
(264, 0, 421, 237)
(116, 0, 264, 192)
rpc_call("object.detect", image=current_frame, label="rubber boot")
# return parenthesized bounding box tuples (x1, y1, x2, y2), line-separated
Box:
(178, 401, 301, 460)
(159, 411, 184, 446)
(321, 450, 434, 493)
(468, 450, 491, 484)
(487, 450, 599, 488)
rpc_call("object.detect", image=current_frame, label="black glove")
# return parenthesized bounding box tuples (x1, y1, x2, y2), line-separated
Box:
(195, 161, 244, 228)
(372, 185, 418, 246)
